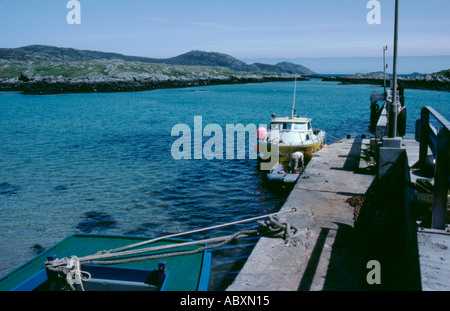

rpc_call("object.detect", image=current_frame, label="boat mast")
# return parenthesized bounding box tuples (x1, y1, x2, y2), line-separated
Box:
(291, 77, 297, 118)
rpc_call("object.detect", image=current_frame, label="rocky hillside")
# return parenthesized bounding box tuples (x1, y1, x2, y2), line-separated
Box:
(0, 45, 315, 75)
(162, 50, 261, 72)
(253, 61, 315, 75)
(0, 45, 316, 94)
(0, 45, 162, 63)
(0, 58, 301, 95)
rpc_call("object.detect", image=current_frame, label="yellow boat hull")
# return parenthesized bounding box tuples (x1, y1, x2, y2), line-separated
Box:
(258, 134, 325, 167)
(281, 139, 323, 163)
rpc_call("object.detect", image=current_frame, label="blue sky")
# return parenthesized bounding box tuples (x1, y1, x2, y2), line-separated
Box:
(0, 1, 449, 68)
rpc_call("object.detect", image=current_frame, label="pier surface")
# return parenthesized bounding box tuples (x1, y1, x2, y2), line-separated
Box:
(228, 137, 450, 291)
(228, 138, 375, 290)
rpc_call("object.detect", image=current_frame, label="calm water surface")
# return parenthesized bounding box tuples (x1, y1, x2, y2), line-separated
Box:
(0, 79, 449, 290)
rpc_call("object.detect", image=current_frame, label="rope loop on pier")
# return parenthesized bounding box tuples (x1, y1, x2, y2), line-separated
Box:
(257, 214, 303, 247)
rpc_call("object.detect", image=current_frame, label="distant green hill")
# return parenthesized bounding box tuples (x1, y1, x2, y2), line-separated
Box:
(0, 46, 312, 94)
(0, 58, 294, 82)
(0, 45, 315, 75)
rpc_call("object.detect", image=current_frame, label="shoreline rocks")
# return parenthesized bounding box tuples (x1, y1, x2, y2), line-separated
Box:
(322, 70, 450, 92)
(0, 57, 308, 95)
(0, 74, 304, 95)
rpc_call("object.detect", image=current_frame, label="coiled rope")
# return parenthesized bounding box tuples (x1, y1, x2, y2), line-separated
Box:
(258, 214, 303, 247)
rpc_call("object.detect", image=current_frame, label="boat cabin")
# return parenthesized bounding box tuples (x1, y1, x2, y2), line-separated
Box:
(270, 118, 312, 132)
(265, 117, 318, 146)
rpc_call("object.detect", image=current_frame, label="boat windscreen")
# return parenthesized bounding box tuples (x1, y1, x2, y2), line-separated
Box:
(271, 123, 289, 130)
(292, 123, 308, 131)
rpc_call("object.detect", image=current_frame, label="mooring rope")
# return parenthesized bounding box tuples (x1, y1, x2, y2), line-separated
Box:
(47, 230, 258, 269)
(97, 208, 297, 256)
(45, 208, 301, 290)
(324, 131, 342, 142)
(82, 230, 259, 266)
(46, 208, 297, 268)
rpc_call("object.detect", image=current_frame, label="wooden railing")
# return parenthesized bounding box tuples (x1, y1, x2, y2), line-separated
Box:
(416, 106, 450, 230)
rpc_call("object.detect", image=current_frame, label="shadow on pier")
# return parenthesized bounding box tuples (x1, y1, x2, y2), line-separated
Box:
(298, 223, 365, 291)
(299, 138, 422, 291)
(229, 136, 444, 291)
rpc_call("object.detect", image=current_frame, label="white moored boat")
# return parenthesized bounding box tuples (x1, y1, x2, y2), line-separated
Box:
(258, 116, 325, 167)
(258, 79, 325, 169)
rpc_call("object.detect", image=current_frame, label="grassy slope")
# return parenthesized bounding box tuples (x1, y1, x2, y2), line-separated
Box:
(0, 59, 295, 94)
(0, 59, 286, 80)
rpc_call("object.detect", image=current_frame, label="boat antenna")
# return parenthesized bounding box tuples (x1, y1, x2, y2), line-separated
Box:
(291, 77, 297, 118)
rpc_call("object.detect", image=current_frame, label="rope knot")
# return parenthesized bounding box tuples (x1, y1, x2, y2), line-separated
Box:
(65, 256, 91, 291)
(257, 215, 303, 247)
(45, 256, 91, 291)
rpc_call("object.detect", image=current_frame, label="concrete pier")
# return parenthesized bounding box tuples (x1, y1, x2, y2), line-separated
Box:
(228, 137, 450, 291)
(228, 138, 376, 291)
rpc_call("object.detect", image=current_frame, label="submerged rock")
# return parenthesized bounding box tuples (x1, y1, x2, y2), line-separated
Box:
(0, 182, 21, 196)
(30, 244, 46, 255)
(76, 211, 117, 233)
(54, 185, 68, 191)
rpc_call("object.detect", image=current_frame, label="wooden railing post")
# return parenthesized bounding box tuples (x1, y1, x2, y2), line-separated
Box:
(419, 107, 429, 167)
(416, 106, 449, 230)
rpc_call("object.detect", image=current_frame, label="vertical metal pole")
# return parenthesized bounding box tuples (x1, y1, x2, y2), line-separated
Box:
(291, 78, 297, 118)
(388, 0, 399, 138)
(383, 46, 387, 95)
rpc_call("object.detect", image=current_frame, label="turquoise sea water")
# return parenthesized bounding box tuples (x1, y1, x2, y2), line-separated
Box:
(0, 79, 449, 290)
